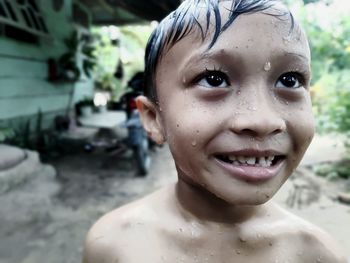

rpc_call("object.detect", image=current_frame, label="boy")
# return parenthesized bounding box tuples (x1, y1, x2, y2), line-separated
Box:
(83, 0, 347, 262)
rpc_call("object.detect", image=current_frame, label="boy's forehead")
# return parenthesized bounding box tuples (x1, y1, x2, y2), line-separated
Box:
(158, 8, 310, 75)
(197, 1, 292, 37)
(162, 1, 307, 56)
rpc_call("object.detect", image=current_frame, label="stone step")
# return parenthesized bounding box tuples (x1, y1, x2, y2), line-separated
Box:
(0, 144, 56, 194)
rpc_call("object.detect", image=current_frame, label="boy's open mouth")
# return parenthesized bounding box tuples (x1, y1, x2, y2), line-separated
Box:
(215, 155, 285, 167)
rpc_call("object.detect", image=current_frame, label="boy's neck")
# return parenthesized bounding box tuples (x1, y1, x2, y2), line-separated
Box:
(174, 178, 268, 225)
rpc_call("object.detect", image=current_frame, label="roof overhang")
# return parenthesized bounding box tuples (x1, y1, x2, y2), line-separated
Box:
(80, 0, 181, 25)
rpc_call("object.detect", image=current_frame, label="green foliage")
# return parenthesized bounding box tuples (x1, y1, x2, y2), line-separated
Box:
(92, 25, 153, 100)
(82, 45, 97, 77)
(312, 71, 350, 132)
(313, 160, 350, 179)
(297, 2, 350, 136)
(4, 120, 31, 149)
(301, 16, 350, 83)
(303, 0, 333, 4)
(329, 89, 350, 133)
(95, 73, 118, 91)
(76, 96, 94, 107)
(92, 28, 123, 97)
(0, 127, 15, 143)
(58, 30, 97, 81)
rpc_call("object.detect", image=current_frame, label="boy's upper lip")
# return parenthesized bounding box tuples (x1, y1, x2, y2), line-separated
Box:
(212, 149, 285, 157)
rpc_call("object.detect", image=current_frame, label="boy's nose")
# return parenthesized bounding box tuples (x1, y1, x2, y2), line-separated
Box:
(229, 96, 286, 139)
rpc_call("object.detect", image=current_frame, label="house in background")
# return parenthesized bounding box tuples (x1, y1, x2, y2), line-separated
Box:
(0, 0, 96, 137)
(0, 0, 179, 141)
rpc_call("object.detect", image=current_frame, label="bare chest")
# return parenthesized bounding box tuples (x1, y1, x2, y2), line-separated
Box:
(117, 230, 305, 263)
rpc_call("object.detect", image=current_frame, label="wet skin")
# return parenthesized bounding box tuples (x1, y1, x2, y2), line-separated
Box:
(153, 8, 314, 207)
(83, 4, 347, 263)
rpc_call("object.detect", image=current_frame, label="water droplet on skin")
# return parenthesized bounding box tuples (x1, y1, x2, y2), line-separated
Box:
(236, 89, 241, 95)
(191, 229, 195, 237)
(191, 141, 197, 147)
(285, 101, 289, 105)
(235, 249, 241, 254)
(264, 61, 271, 71)
(239, 236, 247, 243)
(247, 106, 257, 111)
(159, 107, 163, 112)
(283, 35, 292, 44)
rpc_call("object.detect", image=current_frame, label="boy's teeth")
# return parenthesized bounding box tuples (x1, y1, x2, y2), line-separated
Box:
(238, 156, 246, 163)
(258, 157, 267, 166)
(246, 157, 256, 165)
(225, 155, 276, 167)
(267, 156, 274, 162)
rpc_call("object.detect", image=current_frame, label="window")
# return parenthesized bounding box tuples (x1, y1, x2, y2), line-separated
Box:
(0, 0, 49, 43)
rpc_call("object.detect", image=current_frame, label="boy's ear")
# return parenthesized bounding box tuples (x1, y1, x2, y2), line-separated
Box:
(136, 96, 165, 145)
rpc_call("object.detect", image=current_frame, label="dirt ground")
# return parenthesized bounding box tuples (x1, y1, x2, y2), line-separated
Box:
(0, 135, 349, 263)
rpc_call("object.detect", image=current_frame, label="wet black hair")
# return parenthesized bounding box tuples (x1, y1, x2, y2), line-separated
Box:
(144, 0, 294, 102)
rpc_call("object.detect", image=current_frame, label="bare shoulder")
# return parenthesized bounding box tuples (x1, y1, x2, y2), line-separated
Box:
(82, 185, 175, 263)
(273, 204, 347, 263)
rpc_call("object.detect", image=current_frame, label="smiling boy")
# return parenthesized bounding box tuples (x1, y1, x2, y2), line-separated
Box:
(83, 0, 346, 262)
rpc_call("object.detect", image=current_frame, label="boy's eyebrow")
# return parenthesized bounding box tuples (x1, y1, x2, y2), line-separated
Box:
(187, 49, 310, 64)
(179, 48, 310, 76)
(199, 49, 309, 60)
(283, 52, 309, 61)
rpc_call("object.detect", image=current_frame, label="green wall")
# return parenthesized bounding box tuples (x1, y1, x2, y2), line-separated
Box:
(0, 0, 93, 134)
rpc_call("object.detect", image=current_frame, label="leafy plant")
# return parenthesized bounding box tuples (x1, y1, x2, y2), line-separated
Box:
(0, 127, 15, 143)
(76, 96, 94, 107)
(313, 160, 350, 179)
(95, 73, 118, 91)
(57, 30, 97, 81)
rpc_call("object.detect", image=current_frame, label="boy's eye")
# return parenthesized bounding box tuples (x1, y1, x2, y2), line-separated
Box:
(276, 72, 304, 89)
(197, 70, 229, 88)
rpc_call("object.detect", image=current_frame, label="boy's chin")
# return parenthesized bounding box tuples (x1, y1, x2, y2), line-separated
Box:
(214, 188, 279, 206)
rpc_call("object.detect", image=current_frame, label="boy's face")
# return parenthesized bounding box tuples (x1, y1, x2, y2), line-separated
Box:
(145, 5, 314, 205)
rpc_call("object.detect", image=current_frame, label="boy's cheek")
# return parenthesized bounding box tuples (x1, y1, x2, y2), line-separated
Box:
(288, 110, 315, 160)
(164, 108, 219, 143)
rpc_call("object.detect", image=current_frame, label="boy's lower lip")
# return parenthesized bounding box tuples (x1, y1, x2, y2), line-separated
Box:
(213, 157, 285, 182)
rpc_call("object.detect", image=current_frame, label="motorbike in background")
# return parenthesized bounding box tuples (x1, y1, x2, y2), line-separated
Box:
(82, 72, 151, 176)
